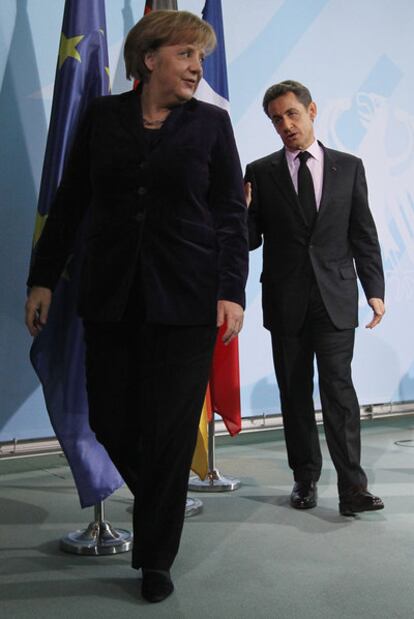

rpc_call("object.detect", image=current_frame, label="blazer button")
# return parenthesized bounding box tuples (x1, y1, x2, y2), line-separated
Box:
(137, 186, 147, 196)
(134, 212, 145, 222)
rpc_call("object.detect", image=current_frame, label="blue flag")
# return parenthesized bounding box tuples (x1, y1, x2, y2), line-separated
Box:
(201, 0, 229, 102)
(30, 0, 124, 508)
(195, 0, 229, 110)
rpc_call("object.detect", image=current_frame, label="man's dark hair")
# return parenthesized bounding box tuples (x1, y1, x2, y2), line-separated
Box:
(262, 80, 312, 117)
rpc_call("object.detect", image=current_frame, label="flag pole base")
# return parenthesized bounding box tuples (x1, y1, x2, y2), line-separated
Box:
(188, 469, 241, 492)
(185, 497, 203, 517)
(61, 497, 200, 555)
(60, 519, 133, 555)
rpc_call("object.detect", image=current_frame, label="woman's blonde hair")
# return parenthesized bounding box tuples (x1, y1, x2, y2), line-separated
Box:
(124, 10, 217, 82)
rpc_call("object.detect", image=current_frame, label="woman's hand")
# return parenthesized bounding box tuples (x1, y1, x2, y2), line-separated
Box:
(217, 300, 244, 345)
(25, 286, 52, 336)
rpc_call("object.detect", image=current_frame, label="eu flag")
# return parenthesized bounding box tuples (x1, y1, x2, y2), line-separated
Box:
(30, 0, 124, 508)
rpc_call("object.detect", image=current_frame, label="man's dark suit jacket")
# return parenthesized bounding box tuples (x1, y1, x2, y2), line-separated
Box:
(245, 144, 384, 335)
(28, 89, 248, 325)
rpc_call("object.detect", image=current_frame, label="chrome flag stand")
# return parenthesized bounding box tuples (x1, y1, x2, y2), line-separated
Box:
(185, 497, 203, 517)
(60, 501, 133, 555)
(188, 417, 240, 492)
(61, 497, 201, 556)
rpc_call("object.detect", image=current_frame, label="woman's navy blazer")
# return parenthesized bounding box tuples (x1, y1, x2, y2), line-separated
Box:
(28, 89, 249, 324)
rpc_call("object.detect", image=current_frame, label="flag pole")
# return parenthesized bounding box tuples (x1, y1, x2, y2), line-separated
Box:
(188, 0, 242, 492)
(60, 501, 133, 555)
(188, 416, 241, 492)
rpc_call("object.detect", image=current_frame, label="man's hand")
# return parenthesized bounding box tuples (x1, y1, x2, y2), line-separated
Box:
(366, 297, 385, 329)
(217, 300, 244, 345)
(25, 286, 52, 336)
(244, 181, 252, 208)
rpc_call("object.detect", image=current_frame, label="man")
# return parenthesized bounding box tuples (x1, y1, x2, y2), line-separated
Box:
(245, 80, 385, 516)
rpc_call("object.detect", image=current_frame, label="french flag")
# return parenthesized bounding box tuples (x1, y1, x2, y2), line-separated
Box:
(196, 0, 242, 438)
(196, 0, 229, 111)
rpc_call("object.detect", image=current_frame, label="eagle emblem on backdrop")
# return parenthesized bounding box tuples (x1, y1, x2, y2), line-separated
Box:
(318, 90, 414, 305)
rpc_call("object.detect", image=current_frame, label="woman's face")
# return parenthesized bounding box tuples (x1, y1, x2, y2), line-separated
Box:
(144, 42, 205, 106)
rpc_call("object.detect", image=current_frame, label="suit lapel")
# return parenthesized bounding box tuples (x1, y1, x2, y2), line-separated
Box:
(118, 89, 146, 156)
(317, 144, 338, 222)
(269, 150, 309, 227)
(118, 87, 194, 158)
(159, 98, 191, 139)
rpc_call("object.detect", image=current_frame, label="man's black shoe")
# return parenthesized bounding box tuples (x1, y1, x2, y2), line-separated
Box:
(339, 488, 384, 517)
(141, 569, 174, 603)
(290, 481, 317, 509)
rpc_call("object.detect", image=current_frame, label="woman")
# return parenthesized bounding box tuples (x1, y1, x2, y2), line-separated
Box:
(25, 10, 248, 603)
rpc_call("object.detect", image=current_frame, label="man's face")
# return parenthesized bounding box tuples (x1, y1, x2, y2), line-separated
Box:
(145, 43, 204, 106)
(267, 91, 317, 151)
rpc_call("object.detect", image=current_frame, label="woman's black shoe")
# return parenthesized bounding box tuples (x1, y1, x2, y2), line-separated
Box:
(141, 570, 174, 603)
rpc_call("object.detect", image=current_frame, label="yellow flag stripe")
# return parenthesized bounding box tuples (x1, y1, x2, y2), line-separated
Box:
(191, 397, 209, 480)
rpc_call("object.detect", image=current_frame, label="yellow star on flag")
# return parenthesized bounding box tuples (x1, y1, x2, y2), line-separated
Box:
(58, 33, 84, 69)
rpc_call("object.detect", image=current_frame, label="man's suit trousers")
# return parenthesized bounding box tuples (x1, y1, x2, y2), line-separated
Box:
(270, 279, 368, 494)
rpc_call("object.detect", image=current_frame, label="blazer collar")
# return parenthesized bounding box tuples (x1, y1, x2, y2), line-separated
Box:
(269, 149, 309, 227)
(118, 87, 197, 154)
(118, 88, 142, 144)
(269, 142, 340, 227)
(317, 141, 339, 221)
